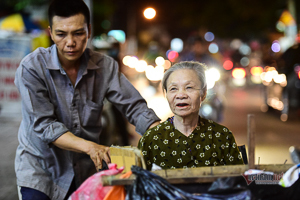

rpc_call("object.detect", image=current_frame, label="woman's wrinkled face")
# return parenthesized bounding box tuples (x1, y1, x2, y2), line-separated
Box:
(166, 69, 202, 118)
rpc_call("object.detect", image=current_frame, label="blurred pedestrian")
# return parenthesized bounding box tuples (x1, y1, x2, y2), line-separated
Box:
(14, 0, 160, 199)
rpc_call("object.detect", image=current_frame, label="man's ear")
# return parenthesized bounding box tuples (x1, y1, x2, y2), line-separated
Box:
(48, 26, 54, 41)
(88, 24, 91, 39)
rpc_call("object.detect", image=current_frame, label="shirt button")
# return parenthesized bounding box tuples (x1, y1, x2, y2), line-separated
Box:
(69, 83, 72, 86)
(74, 124, 77, 128)
(72, 103, 76, 107)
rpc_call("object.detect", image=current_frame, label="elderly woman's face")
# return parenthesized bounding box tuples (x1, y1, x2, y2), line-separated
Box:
(166, 69, 202, 118)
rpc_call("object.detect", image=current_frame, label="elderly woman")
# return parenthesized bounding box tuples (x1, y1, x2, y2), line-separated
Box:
(138, 61, 243, 170)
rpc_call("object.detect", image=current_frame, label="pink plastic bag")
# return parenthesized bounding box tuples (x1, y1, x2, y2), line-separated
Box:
(69, 163, 124, 200)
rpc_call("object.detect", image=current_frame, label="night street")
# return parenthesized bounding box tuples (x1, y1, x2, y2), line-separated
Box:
(222, 85, 300, 165)
(1, 0, 300, 199)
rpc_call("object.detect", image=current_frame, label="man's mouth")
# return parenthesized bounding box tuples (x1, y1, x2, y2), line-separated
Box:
(66, 51, 77, 55)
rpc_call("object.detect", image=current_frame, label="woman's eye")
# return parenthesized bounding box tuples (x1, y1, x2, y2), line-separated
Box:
(170, 88, 177, 91)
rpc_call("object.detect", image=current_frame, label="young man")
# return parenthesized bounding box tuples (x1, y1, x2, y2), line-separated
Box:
(14, 0, 160, 199)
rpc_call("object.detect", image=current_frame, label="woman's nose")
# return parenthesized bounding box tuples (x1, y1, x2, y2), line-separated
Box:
(176, 89, 188, 99)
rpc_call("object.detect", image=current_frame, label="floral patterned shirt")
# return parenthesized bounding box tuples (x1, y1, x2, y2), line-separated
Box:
(138, 116, 244, 170)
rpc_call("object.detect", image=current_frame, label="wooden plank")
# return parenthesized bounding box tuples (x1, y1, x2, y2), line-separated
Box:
(101, 164, 293, 186)
(162, 174, 241, 184)
(247, 114, 255, 169)
(164, 165, 248, 178)
(256, 164, 294, 173)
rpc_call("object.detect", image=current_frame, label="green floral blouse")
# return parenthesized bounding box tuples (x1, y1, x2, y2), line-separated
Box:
(138, 116, 244, 170)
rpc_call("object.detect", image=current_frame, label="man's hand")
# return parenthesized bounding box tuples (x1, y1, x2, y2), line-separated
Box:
(85, 142, 110, 170)
(52, 131, 111, 171)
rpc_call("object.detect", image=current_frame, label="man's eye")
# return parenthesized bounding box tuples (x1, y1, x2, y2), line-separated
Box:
(170, 88, 177, 91)
(57, 34, 65, 37)
(75, 32, 84, 36)
(186, 87, 193, 90)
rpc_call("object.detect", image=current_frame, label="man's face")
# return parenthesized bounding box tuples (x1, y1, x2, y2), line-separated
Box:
(49, 14, 91, 65)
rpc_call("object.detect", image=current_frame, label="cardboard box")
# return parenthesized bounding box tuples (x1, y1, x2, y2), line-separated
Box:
(110, 145, 146, 173)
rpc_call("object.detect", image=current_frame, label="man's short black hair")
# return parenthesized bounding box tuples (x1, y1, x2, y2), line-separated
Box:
(48, 0, 90, 28)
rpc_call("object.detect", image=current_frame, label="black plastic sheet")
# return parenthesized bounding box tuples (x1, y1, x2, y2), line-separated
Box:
(126, 166, 251, 200)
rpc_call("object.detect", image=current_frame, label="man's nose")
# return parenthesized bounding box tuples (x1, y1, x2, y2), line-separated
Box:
(66, 35, 75, 47)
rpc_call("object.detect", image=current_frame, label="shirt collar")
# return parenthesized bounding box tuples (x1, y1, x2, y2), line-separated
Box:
(46, 45, 100, 75)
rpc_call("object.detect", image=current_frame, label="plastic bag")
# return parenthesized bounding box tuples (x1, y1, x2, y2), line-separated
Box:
(279, 163, 300, 187)
(103, 171, 132, 200)
(126, 165, 251, 200)
(69, 163, 124, 200)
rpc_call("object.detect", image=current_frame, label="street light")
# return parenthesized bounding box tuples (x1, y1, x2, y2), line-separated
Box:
(143, 8, 156, 19)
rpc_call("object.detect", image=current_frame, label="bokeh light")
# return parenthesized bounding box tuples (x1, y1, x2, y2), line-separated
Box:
(239, 44, 251, 55)
(240, 57, 250, 67)
(205, 68, 220, 90)
(162, 60, 171, 69)
(145, 65, 164, 81)
(135, 60, 148, 72)
(144, 8, 156, 19)
(204, 32, 214, 42)
(166, 50, 172, 58)
(167, 50, 179, 62)
(274, 74, 286, 84)
(230, 39, 242, 49)
(127, 56, 139, 68)
(206, 68, 220, 82)
(122, 56, 131, 66)
(250, 66, 263, 76)
(170, 38, 183, 53)
(108, 30, 126, 43)
(155, 56, 165, 66)
(232, 68, 246, 79)
(271, 41, 281, 52)
(208, 43, 219, 54)
(223, 60, 233, 70)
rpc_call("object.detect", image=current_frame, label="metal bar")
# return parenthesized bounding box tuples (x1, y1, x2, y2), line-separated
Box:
(247, 114, 255, 169)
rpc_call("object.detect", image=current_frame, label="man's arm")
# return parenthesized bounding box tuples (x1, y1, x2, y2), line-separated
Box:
(105, 60, 161, 135)
(148, 121, 160, 129)
(52, 131, 110, 170)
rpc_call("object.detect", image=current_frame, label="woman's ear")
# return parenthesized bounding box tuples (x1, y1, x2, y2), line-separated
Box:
(201, 91, 207, 101)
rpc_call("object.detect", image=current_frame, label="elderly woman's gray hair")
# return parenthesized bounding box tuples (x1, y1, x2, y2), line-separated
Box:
(162, 61, 207, 100)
